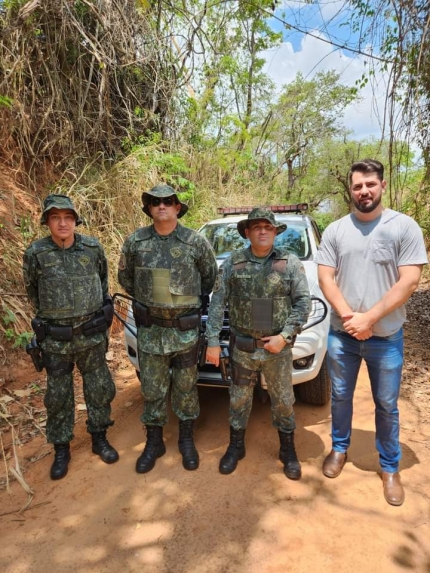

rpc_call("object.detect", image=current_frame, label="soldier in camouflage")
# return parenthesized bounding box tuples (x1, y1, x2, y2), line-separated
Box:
(206, 208, 311, 479)
(118, 184, 217, 473)
(23, 194, 118, 480)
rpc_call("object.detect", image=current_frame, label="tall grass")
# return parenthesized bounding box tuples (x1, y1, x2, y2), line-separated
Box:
(1, 141, 336, 340)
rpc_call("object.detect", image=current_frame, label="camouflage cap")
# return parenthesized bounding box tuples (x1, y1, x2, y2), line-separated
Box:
(237, 207, 287, 238)
(40, 194, 82, 226)
(141, 184, 188, 219)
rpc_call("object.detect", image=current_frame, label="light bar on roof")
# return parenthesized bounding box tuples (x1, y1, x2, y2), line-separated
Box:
(217, 204, 308, 216)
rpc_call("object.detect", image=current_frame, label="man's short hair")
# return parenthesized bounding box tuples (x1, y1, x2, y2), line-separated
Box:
(348, 159, 384, 186)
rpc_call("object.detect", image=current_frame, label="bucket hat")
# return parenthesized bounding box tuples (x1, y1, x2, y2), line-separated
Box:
(40, 194, 82, 225)
(141, 184, 188, 218)
(237, 207, 287, 238)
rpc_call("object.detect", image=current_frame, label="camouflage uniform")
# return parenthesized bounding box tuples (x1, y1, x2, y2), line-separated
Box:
(118, 221, 217, 426)
(22, 199, 116, 445)
(206, 216, 311, 433)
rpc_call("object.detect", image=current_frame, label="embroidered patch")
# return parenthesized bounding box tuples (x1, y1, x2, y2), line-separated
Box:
(170, 247, 182, 258)
(79, 255, 90, 267)
(268, 272, 281, 285)
(213, 274, 222, 293)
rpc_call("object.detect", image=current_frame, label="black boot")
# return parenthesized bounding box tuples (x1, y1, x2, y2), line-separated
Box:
(279, 431, 301, 480)
(219, 427, 246, 475)
(136, 426, 166, 474)
(50, 443, 71, 480)
(178, 420, 199, 471)
(91, 431, 119, 464)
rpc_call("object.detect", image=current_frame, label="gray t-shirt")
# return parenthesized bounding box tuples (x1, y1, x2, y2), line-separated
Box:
(315, 209, 428, 336)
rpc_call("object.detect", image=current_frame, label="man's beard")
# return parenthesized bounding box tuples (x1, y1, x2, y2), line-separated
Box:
(352, 193, 382, 213)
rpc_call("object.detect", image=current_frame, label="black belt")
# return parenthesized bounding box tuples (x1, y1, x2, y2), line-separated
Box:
(234, 335, 268, 353)
(149, 312, 201, 331)
(133, 301, 200, 330)
(44, 312, 106, 341)
(150, 316, 183, 328)
(45, 322, 90, 336)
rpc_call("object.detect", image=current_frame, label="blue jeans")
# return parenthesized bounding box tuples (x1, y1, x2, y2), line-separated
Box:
(327, 327, 404, 472)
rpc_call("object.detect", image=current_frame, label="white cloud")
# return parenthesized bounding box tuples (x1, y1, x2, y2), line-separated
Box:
(319, 0, 348, 21)
(262, 32, 389, 139)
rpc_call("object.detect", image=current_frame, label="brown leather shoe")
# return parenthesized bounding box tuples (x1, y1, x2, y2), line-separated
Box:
(322, 450, 347, 478)
(381, 472, 405, 506)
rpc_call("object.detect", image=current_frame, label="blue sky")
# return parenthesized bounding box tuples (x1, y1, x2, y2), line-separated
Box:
(261, 0, 389, 139)
(269, 0, 356, 51)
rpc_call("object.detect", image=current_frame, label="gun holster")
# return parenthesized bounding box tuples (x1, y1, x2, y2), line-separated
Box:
(82, 313, 108, 336)
(230, 360, 259, 387)
(102, 295, 114, 327)
(31, 317, 46, 343)
(133, 301, 151, 327)
(198, 335, 208, 367)
(26, 337, 45, 372)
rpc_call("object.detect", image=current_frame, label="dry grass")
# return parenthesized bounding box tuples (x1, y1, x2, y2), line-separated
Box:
(0, 401, 35, 511)
(0, 0, 176, 183)
(0, 140, 306, 342)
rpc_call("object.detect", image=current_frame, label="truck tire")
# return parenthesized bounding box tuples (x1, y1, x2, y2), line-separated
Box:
(296, 356, 331, 406)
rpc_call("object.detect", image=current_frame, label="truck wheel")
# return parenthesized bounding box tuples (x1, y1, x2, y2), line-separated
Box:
(296, 356, 331, 406)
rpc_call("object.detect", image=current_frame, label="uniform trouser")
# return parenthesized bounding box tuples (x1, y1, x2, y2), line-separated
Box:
(229, 346, 296, 432)
(327, 328, 404, 473)
(138, 349, 199, 426)
(43, 341, 116, 444)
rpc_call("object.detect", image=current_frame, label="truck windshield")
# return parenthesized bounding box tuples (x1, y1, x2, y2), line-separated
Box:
(200, 221, 310, 260)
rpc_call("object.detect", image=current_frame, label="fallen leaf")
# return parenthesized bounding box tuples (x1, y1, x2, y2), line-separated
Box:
(13, 389, 32, 398)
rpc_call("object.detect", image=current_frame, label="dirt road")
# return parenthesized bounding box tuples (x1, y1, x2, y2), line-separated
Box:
(1, 350, 430, 573)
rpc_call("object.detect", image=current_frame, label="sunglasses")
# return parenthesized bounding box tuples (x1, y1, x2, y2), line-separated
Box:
(149, 196, 176, 207)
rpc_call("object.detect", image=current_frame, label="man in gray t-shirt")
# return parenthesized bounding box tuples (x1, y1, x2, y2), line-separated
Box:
(315, 159, 428, 506)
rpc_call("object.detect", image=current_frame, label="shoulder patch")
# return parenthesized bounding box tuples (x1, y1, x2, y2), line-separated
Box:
(118, 252, 126, 271)
(213, 272, 222, 293)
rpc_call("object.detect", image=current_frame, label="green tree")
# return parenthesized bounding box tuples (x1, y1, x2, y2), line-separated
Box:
(347, 0, 430, 217)
(175, 0, 281, 151)
(254, 71, 357, 199)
